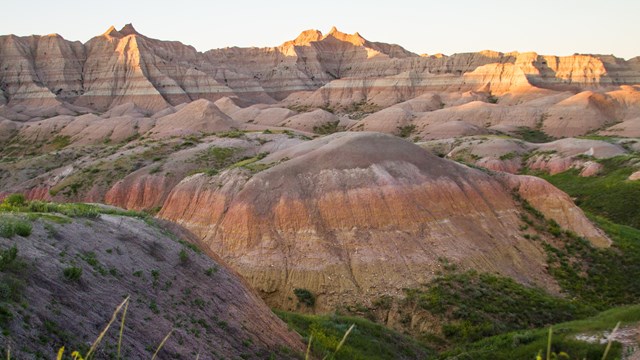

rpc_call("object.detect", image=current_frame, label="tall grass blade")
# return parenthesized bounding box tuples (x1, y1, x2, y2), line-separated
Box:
(6, 344, 9, 360)
(601, 321, 621, 360)
(117, 299, 129, 360)
(546, 326, 552, 360)
(85, 296, 130, 359)
(335, 324, 354, 352)
(151, 328, 174, 360)
(305, 335, 313, 360)
(56, 347, 64, 360)
(331, 324, 355, 359)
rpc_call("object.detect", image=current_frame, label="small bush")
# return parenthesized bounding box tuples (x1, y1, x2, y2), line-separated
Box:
(179, 249, 189, 265)
(14, 221, 32, 237)
(0, 246, 18, 272)
(0, 216, 32, 238)
(205, 267, 218, 276)
(397, 124, 417, 138)
(313, 121, 343, 135)
(63, 266, 82, 281)
(499, 152, 517, 161)
(3, 194, 26, 207)
(293, 288, 316, 307)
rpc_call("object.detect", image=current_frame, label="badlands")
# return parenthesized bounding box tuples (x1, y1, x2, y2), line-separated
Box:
(1, 24, 640, 358)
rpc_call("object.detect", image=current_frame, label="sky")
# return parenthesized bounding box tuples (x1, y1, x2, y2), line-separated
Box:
(2, 0, 639, 59)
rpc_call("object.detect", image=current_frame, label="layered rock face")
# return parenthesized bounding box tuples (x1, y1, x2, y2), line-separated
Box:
(1, 24, 639, 113)
(159, 132, 607, 310)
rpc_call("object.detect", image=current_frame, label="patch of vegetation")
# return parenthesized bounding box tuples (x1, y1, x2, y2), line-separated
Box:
(542, 215, 640, 308)
(287, 104, 313, 113)
(499, 152, 517, 160)
(313, 121, 344, 135)
(178, 249, 189, 265)
(514, 127, 555, 143)
(293, 288, 316, 307)
(216, 130, 245, 138)
(0, 246, 27, 329)
(0, 215, 32, 238)
(49, 135, 71, 150)
(540, 155, 640, 228)
(63, 266, 82, 282)
(276, 311, 433, 360)
(397, 124, 416, 138)
(442, 305, 640, 360)
(340, 100, 383, 120)
(205, 266, 218, 276)
(196, 146, 238, 164)
(487, 95, 499, 104)
(404, 271, 594, 344)
(2, 194, 26, 207)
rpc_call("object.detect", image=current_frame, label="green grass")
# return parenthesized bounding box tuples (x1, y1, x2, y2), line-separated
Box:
(1, 197, 149, 220)
(275, 311, 433, 360)
(542, 215, 640, 309)
(540, 155, 640, 228)
(442, 305, 640, 360)
(404, 271, 594, 345)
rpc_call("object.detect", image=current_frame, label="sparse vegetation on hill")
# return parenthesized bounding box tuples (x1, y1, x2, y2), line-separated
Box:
(514, 127, 555, 143)
(0, 199, 304, 358)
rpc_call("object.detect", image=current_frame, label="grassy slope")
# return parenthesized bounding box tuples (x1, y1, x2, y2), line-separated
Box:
(540, 155, 640, 228)
(403, 271, 595, 345)
(276, 311, 434, 360)
(442, 305, 640, 360)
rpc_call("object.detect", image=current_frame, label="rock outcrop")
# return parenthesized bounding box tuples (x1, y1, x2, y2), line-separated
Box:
(158, 132, 607, 310)
(0, 211, 304, 358)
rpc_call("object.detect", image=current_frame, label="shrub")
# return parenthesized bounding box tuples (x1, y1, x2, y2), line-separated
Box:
(179, 249, 189, 265)
(313, 121, 343, 135)
(293, 288, 316, 307)
(217, 130, 245, 138)
(63, 266, 82, 281)
(0, 247, 18, 271)
(397, 124, 416, 138)
(0, 216, 32, 238)
(13, 221, 32, 237)
(2, 194, 26, 207)
(499, 152, 517, 161)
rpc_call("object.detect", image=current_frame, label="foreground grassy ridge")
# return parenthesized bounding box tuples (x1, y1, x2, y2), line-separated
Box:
(276, 311, 433, 360)
(540, 155, 640, 228)
(442, 305, 640, 360)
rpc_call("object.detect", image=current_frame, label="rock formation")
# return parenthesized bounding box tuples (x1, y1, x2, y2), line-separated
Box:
(158, 132, 608, 310)
(1, 25, 638, 122)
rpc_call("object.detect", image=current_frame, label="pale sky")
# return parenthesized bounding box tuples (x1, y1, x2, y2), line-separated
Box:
(2, 0, 639, 59)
